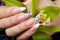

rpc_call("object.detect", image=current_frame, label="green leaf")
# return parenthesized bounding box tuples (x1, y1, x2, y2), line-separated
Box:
(41, 6, 60, 21)
(3, 0, 27, 13)
(38, 26, 60, 32)
(3, 0, 25, 7)
(33, 31, 52, 40)
(31, 0, 40, 17)
(38, 6, 60, 32)
(33, 6, 60, 40)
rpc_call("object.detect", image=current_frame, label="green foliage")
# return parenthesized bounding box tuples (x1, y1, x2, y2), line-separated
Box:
(38, 26, 60, 32)
(3, 0, 25, 7)
(3, 0, 27, 12)
(3, 0, 60, 40)
(31, 0, 40, 17)
(33, 31, 52, 40)
(33, 25, 60, 40)
(41, 6, 60, 21)
(32, 6, 60, 40)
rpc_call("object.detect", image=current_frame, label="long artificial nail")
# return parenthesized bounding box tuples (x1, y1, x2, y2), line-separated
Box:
(26, 12, 32, 17)
(18, 14, 26, 20)
(35, 15, 40, 23)
(19, 7, 26, 11)
(35, 10, 44, 23)
(18, 14, 29, 20)
(12, 8, 20, 14)
(18, 12, 32, 20)
(26, 19, 34, 26)
(34, 23, 40, 28)
(11, 7, 26, 14)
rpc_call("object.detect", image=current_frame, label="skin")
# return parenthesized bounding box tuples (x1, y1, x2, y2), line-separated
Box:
(0, 0, 60, 40)
(53, 0, 60, 7)
(0, 6, 37, 40)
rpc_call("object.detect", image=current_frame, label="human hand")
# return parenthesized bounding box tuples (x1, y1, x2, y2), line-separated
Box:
(0, 6, 39, 40)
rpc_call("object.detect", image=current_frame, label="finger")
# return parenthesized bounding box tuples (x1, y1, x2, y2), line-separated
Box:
(5, 18, 35, 37)
(0, 6, 26, 18)
(0, 12, 31, 28)
(16, 23, 40, 40)
(23, 0, 32, 12)
(16, 27, 36, 40)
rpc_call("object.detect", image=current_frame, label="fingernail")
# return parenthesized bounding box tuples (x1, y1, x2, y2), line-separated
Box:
(30, 26, 36, 33)
(35, 15, 40, 23)
(19, 7, 26, 11)
(12, 7, 26, 14)
(18, 13, 32, 20)
(26, 12, 32, 17)
(34, 23, 40, 28)
(30, 23, 40, 32)
(34, 10, 45, 22)
(12, 8, 20, 14)
(26, 19, 35, 26)
(18, 14, 26, 20)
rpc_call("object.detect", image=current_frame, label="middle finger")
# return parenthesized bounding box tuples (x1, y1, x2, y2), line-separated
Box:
(0, 12, 31, 28)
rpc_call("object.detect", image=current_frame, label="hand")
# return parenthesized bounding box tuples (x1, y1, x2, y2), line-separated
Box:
(0, 6, 38, 40)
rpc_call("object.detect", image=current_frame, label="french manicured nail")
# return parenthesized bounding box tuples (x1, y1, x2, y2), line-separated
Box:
(18, 14, 26, 20)
(34, 10, 44, 22)
(12, 8, 20, 14)
(35, 15, 40, 22)
(12, 7, 26, 14)
(19, 7, 26, 11)
(18, 13, 32, 20)
(26, 12, 32, 17)
(26, 19, 35, 26)
(30, 26, 36, 33)
(29, 23, 40, 32)
(34, 23, 40, 28)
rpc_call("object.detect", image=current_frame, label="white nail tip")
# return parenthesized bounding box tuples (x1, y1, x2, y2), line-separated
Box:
(19, 7, 26, 11)
(34, 23, 40, 28)
(35, 16, 40, 22)
(27, 12, 32, 15)
(26, 12, 32, 16)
